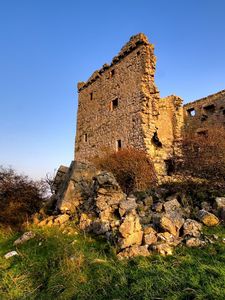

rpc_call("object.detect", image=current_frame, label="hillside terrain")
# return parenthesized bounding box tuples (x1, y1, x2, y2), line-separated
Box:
(1, 224, 225, 300)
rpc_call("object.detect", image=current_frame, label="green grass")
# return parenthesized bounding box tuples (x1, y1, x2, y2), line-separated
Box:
(0, 224, 225, 300)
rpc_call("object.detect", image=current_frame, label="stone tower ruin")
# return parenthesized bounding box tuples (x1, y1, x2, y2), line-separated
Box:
(75, 33, 184, 175)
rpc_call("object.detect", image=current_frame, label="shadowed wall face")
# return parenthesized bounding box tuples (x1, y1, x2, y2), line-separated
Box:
(184, 90, 225, 135)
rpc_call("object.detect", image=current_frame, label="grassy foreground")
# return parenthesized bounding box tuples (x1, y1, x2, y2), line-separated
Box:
(0, 224, 225, 300)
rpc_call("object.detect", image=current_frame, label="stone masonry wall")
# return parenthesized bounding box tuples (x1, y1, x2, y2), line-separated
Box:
(75, 34, 156, 162)
(184, 89, 225, 135)
(75, 34, 183, 176)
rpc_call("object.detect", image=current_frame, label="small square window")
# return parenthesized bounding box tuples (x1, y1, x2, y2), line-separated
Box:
(187, 108, 196, 117)
(111, 98, 118, 110)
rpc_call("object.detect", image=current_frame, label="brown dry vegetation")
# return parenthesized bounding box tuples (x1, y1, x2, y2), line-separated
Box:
(179, 125, 225, 187)
(0, 167, 48, 229)
(93, 147, 157, 194)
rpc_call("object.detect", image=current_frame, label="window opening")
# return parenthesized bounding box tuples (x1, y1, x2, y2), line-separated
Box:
(111, 98, 118, 110)
(152, 132, 162, 148)
(187, 108, 196, 117)
(90, 92, 93, 100)
(110, 69, 115, 77)
(203, 104, 215, 115)
(197, 130, 208, 137)
(116, 140, 122, 151)
(201, 114, 208, 122)
(84, 134, 88, 142)
(165, 159, 174, 176)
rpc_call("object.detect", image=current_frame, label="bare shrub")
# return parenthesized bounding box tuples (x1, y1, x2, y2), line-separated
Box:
(180, 125, 225, 187)
(93, 147, 157, 194)
(0, 167, 47, 229)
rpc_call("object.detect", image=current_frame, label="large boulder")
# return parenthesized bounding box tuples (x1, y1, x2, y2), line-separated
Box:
(56, 161, 97, 213)
(119, 210, 143, 249)
(160, 214, 184, 237)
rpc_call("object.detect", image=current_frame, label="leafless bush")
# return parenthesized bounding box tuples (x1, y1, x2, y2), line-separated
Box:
(179, 125, 225, 187)
(0, 167, 48, 229)
(93, 147, 157, 194)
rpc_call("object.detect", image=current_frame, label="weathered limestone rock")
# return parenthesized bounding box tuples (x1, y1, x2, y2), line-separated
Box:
(198, 210, 219, 226)
(92, 220, 110, 235)
(186, 237, 204, 248)
(221, 207, 225, 222)
(143, 196, 153, 207)
(119, 231, 143, 249)
(152, 202, 163, 212)
(119, 210, 143, 249)
(143, 226, 157, 245)
(152, 243, 173, 256)
(119, 211, 142, 238)
(13, 231, 36, 246)
(79, 213, 93, 231)
(159, 197, 185, 237)
(117, 245, 150, 259)
(94, 172, 126, 227)
(54, 214, 70, 225)
(38, 216, 54, 227)
(119, 196, 137, 217)
(4, 251, 19, 259)
(160, 214, 184, 237)
(164, 198, 182, 214)
(94, 171, 120, 188)
(201, 202, 212, 211)
(56, 161, 97, 213)
(183, 219, 202, 237)
(53, 165, 69, 192)
(157, 232, 176, 244)
(215, 197, 225, 209)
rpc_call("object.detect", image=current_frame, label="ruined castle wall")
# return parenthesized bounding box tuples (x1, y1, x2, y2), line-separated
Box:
(74, 33, 184, 176)
(146, 95, 183, 175)
(75, 35, 158, 163)
(184, 89, 225, 135)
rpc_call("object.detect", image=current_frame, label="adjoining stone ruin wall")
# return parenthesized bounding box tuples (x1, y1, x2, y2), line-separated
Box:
(75, 33, 183, 176)
(153, 95, 184, 175)
(184, 89, 225, 136)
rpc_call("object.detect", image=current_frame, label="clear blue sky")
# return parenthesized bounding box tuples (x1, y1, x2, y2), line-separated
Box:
(1, 0, 225, 179)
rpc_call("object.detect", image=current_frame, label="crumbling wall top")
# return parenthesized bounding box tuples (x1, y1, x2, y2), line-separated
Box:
(77, 33, 152, 92)
(184, 89, 225, 108)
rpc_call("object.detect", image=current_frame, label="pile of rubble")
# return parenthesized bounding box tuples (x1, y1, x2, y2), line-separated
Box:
(35, 162, 225, 259)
